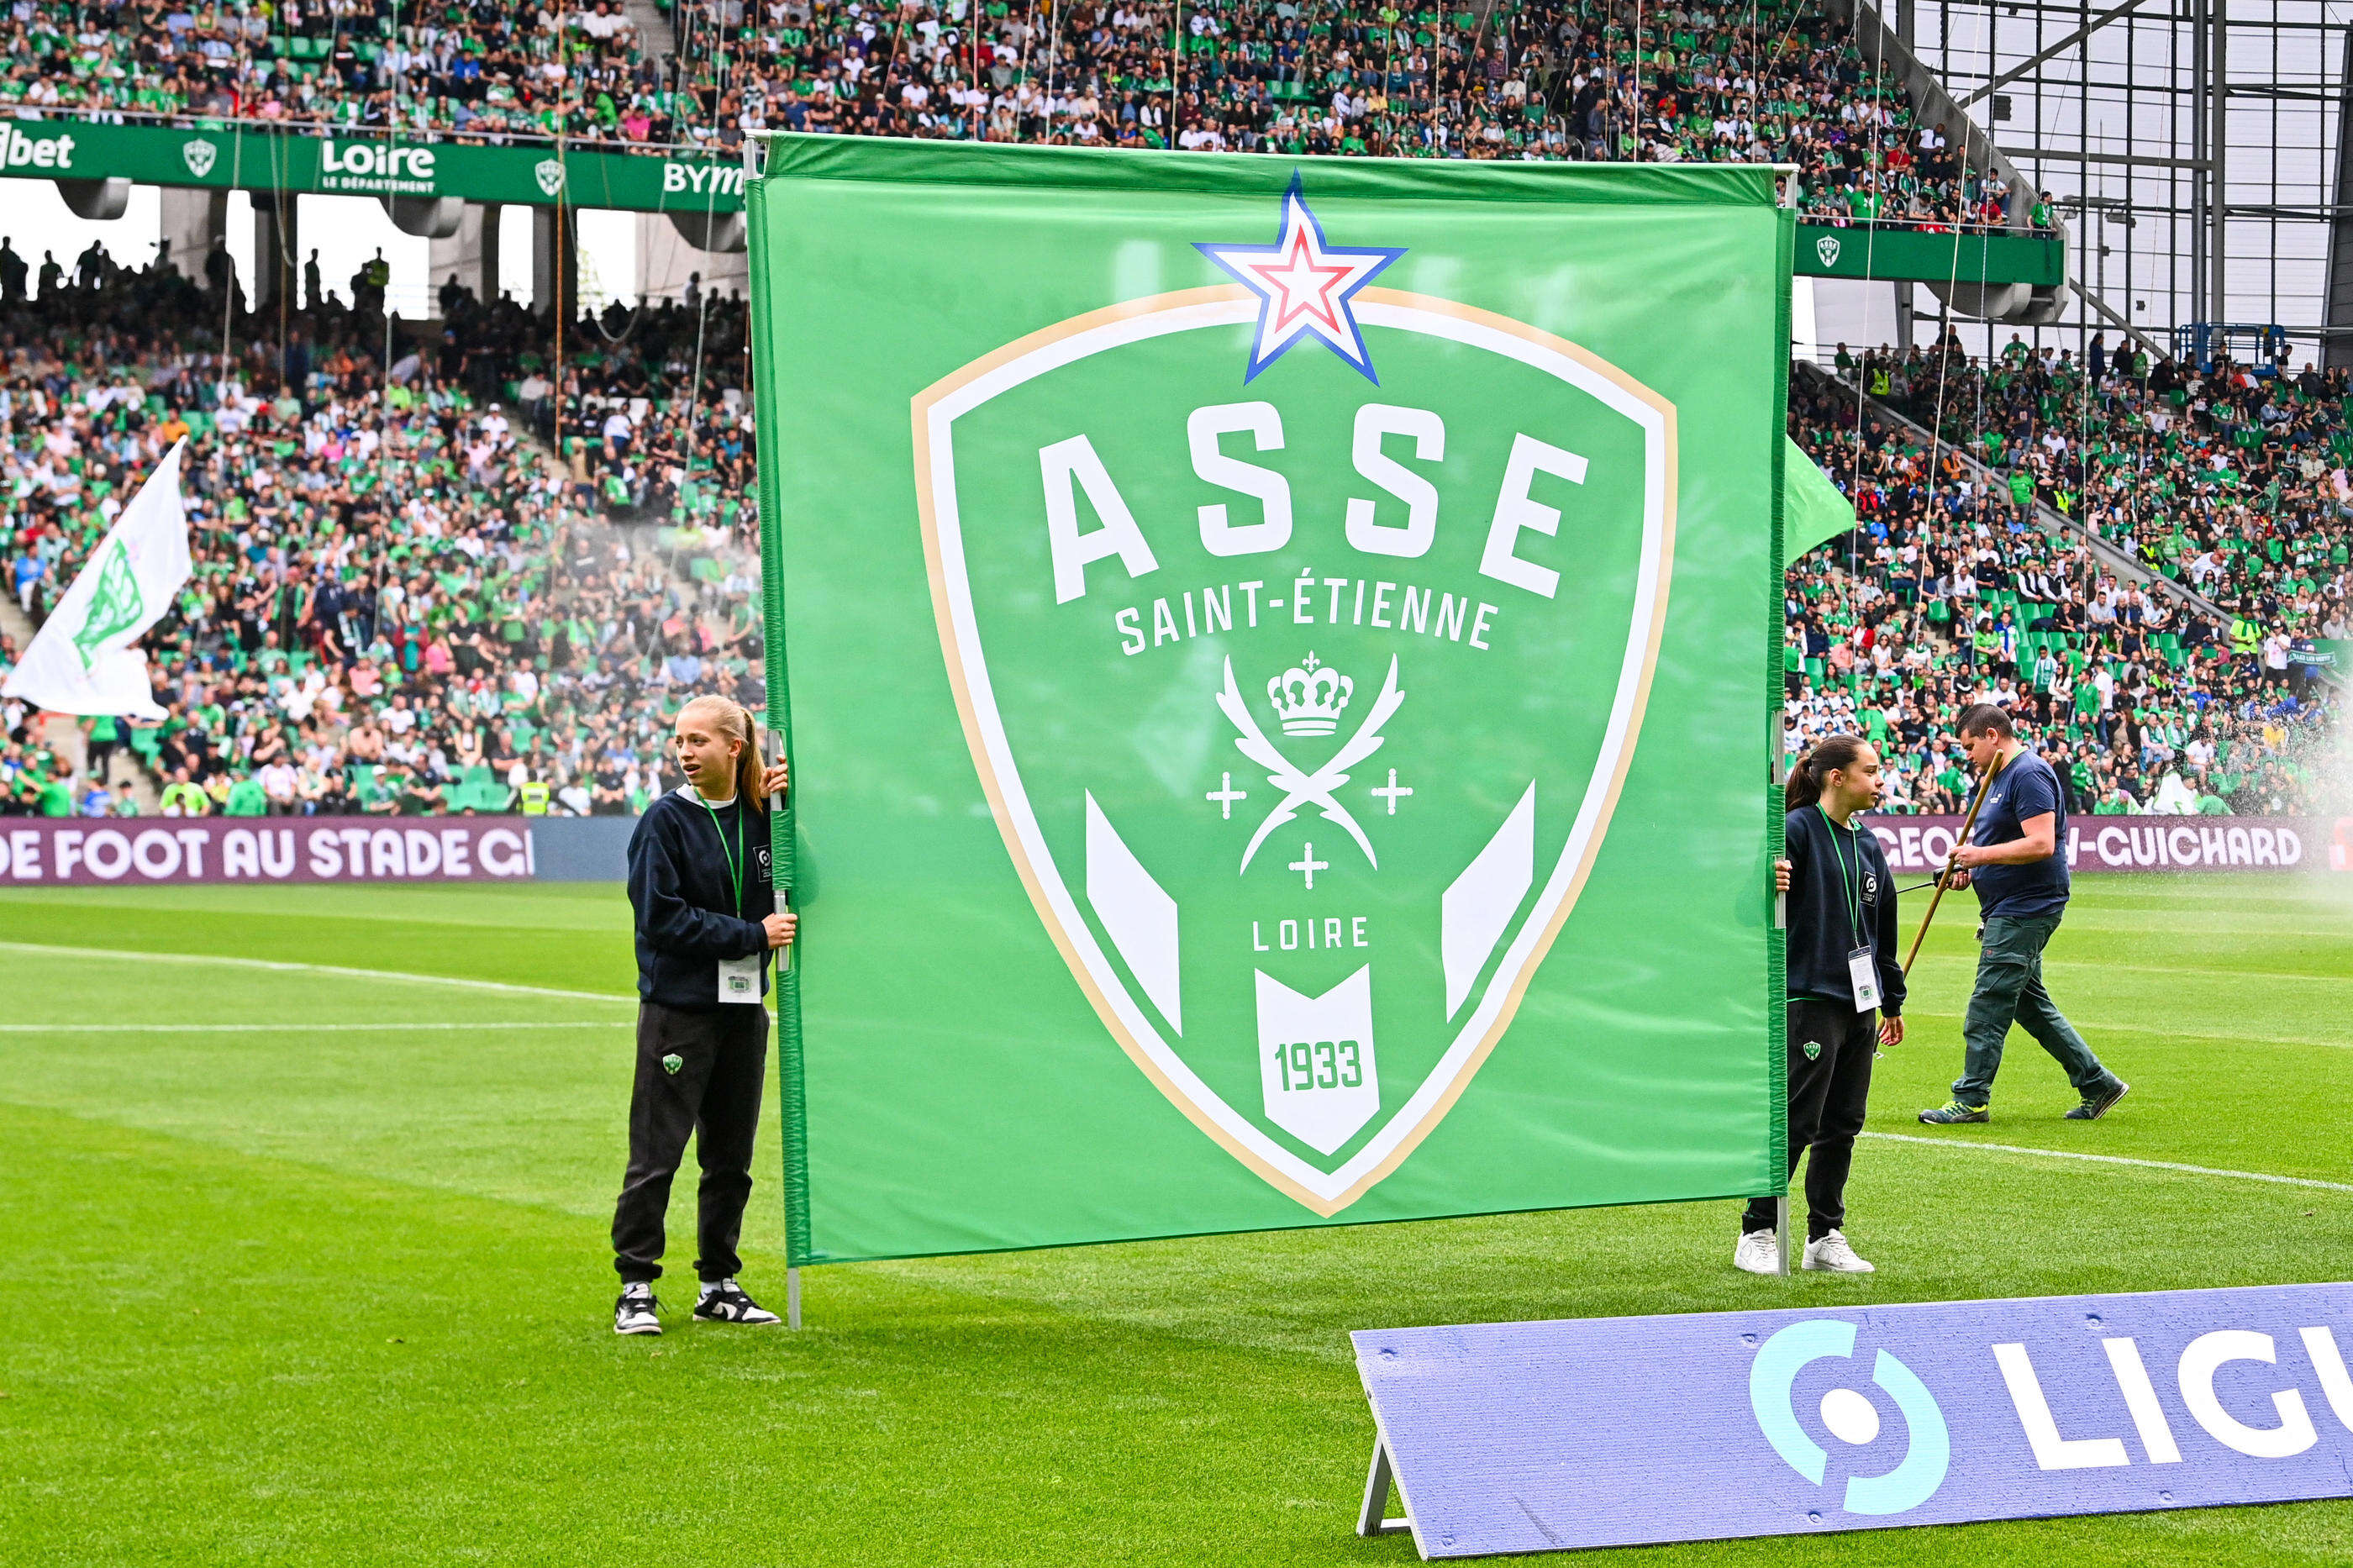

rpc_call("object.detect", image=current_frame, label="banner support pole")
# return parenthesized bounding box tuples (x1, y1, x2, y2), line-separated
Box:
(1774, 1196, 1792, 1277)
(786, 1265, 802, 1330)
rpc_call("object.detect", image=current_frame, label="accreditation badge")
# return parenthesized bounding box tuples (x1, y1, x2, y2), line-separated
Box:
(718, 952, 763, 1003)
(1847, 947, 1882, 1013)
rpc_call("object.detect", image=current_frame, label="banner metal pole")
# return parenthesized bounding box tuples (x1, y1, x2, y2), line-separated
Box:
(745, 133, 809, 1328)
(1771, 164, 1798, 1279)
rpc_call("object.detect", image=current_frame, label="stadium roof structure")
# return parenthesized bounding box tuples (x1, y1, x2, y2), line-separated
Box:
(1891, 0, 2352, 366)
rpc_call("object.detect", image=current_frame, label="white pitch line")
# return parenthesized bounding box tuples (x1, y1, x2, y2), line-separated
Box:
(1865, 1131, 2353, 1194)
(0, 1021, 635, 1034)
(0, 939, 634, 1004)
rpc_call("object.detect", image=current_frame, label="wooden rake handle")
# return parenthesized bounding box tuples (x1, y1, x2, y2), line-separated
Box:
(1900, 750, 2011, 976)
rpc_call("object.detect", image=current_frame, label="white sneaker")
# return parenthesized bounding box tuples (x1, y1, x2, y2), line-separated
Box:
(1803, 1230, 1876, 1273)
(1733, 1229, 1782, 1275)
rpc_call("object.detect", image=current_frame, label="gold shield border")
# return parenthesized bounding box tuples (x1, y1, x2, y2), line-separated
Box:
(910, 284, 1678, 1216)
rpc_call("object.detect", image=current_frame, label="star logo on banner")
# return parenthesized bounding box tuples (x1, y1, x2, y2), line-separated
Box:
(1196, 171, 1404, 385)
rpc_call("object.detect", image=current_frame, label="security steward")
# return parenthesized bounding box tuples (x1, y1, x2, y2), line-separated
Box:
(611, 694, 795, 1334)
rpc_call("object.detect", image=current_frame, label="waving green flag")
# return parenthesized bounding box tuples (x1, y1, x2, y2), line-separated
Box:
(1782, 437, 1857, 560)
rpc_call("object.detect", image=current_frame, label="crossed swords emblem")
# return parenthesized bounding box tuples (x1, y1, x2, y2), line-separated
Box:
(1216, 655, 1405, 874)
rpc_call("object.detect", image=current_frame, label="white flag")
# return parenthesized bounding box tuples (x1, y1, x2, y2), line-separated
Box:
(2, 439, 192, 720)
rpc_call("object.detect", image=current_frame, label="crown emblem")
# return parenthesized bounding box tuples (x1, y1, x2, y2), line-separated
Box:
(1266, 653, 1353, 738)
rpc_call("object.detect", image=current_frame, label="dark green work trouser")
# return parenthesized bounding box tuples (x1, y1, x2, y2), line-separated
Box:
(1951, 913, 2113, 1107)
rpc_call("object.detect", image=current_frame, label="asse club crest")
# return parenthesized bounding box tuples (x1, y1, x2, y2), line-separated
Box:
(912, 174, 1677, 1215)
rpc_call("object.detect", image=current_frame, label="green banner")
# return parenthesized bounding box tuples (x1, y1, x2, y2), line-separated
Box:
(0, 118, 744, 213)
(749, 137, 1788, 1264)
(1794, 222, 2065, 287)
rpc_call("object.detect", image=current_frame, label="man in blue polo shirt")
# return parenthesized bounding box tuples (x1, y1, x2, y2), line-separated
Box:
(1920, 703, 2129, 1124)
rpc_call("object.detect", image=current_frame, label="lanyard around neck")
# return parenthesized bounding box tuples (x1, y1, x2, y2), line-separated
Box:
(1816, 803, 1864, 948)
(696, 792, 744, 918)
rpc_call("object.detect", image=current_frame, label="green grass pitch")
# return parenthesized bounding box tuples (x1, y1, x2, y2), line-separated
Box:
(2, 873, 2348, 1566)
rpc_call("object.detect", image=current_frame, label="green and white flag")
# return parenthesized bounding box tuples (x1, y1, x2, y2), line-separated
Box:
(749, 140, 1793, 1264)
(3, 439, 191, 719)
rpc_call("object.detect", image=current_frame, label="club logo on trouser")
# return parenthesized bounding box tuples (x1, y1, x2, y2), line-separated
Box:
(661, 1053, 683, 1076)
(1803, 1039, 1824, 1062)
(912, 172, 1677, 1214)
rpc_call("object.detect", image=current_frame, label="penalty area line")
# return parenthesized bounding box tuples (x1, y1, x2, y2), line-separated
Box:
(1865, 1131, 2353, 1194)
(0, 939, 634, 1004)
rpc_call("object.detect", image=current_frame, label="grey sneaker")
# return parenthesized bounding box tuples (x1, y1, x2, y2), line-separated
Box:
(1919, 1100, 1990, 1124)
(2065, 1079, 2129, 1120)
(614, 1286, 661, 1336)
(693, 1279, 782, 1325)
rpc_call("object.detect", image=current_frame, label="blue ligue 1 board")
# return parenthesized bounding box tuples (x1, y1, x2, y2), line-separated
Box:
(1353, 1282, 2353, 1555)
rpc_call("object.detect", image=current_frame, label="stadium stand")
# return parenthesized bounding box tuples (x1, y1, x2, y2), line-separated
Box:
(3, 2, 2334, 823)
(0, 251, 761, 818)
(1787, 343, 2347, 818)
(4, 235, 2337, 820)
(0, 0, 2043, 234)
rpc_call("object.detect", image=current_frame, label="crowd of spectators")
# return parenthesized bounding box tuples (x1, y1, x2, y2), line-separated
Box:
(0, 0, 669, 149)
(0, 0, 2044, 234)
(1785, 339, 2348, 818)
(1, 246, 761, 818)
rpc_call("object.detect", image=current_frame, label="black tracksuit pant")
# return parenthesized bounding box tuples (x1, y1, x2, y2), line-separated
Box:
(1743, 997, 1877, 1242)
(611, 1001, 767, 1284)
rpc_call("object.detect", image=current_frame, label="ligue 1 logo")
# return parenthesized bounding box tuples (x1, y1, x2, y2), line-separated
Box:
(911, 172, 1678, 1213)
(1750, 1318, 1950, 1517)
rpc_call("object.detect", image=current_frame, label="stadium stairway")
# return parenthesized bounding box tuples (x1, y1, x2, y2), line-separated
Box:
(624, 0, 676, 59)
(1820, 0, 2069, 328)
(1792, 357, 2233, 625)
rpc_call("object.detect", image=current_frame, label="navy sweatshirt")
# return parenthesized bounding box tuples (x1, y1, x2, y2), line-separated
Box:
(1784, 806, 1905, 1017)
(626, 784, 776, 1008)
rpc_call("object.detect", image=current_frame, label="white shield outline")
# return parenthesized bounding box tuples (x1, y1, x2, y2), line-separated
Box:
(911, 285, 1677, 1215)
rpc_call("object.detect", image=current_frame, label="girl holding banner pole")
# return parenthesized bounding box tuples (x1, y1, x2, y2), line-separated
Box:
(1738, 734, 1905, 1276)
(611, 695, 794, 1335)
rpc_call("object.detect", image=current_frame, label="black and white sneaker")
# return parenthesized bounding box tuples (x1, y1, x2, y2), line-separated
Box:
(693, 1279, 782, 1325)
(614, 1286, 661, 1336)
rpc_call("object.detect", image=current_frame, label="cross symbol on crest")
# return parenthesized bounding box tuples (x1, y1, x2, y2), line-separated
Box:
(1371, 768, 1413, 815)
(1206, 771, 1249, 820)
(1288, 842, 1329, 891)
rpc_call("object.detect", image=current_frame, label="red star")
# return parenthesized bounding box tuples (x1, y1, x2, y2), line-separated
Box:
(1231, 224, 1359, 342)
